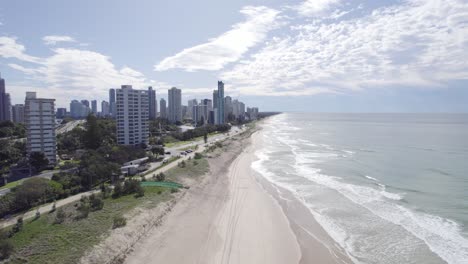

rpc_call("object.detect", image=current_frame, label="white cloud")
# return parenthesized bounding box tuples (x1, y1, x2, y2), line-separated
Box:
(154, 6, 282, 72)
(221, 0, 468, 96)
(0, 37, 40, 63)
(296, 0, 341, 17)
(42, 35, 76, 45)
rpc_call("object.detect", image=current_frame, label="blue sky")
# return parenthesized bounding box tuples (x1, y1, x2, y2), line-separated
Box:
(0, 0, 467, 112)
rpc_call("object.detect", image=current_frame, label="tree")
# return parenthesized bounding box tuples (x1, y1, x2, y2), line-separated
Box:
(54, 208, 66, 224)
(83, 114, 102, 149)
(204, 133, 208, 144)
(151, 146, 165, 156)
(14, 178, 63, 210)
(79, 151, 120, 189)
(29, 152, 49, 172)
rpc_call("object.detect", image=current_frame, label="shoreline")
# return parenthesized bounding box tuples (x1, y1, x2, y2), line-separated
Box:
(250, 130, 353, 264)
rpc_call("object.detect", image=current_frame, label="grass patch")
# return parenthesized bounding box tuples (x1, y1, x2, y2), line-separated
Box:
(165, 157, 209, 182)
(0, 180, 23, 190)
(4, 186, 170, 264)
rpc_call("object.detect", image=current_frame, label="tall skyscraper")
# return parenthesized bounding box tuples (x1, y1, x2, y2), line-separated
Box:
(168, 87, 182, 123)
(116, 85, 149, 146)
(101, 101, 110, 117)
(81, 100, 90, 108)
(12, 104, 25, 124)
(56, 108, 67, 119)
(148, 86, 157, 120)
(91, 100, 97, 113)
(216, 81, 225, 124)
(224, 96, 233, 121)
(109, 88, 117, 118)
(70, 100, 89, 118)
(160, 98, 167, 119)
(187, 99, 198, 119)
(0, 74, 11, 121)
(25, 92, 56, 165)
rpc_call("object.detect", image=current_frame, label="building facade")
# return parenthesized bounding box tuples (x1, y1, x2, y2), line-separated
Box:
(56, 108, 67, 119)
(116, 85, 149, 146)
(91, 100, 97, 113)
(168, 87, 182, 123)
(101, 101, 110, 117)
(12, 104, 25, 123)
(216, 81, 225, 124)
(25, 92, 57, 165)
(0, 74, 11, 121)
(109, 88, 117, 118)
(160, 98, 167, 119)
(148, 86, 157, 120)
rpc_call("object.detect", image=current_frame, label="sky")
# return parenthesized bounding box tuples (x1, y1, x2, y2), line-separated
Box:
(0, 0, 467, 112)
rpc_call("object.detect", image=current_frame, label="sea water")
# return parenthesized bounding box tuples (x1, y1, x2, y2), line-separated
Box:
(252, 113, 468, 264)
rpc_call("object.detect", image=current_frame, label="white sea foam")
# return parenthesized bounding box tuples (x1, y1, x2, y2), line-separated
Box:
(253, 127, 468, 264)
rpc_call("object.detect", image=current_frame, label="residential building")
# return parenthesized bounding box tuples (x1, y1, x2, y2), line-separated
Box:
(109, 88, 117, 118)
(116, 85, 149, 146)
(12, 104, 25, 123)
(216, 81, 225, 124)
(70, 100, 89, 118)
(224, 96, 233, 121)
(247, 107, 259, 120)
(0, 74, 11, 121)
(25, 92, 57, 165)
(101, 101, 110, 117)
(81, 100, 90, 108)
(182, 105, 188, 120)
(160, 98, 167, 119)
(187, 99, 198, 119)
(168, 87, 182, 123)
(56, 108, 67, 119)
(91, 100, 97, 113)
(148, 86, 157, 120)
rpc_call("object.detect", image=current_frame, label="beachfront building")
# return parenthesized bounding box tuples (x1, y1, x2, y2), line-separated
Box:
(0, 74, 11, 122)
(168, 87, 182, 123)
(116, 85, 149, 146)
(25, 92, 57, 165)
(12, 104, 25, 124)
(160, 98, 167, 119)
(216, 81, 225, 124)
(148, 86, 157, 120)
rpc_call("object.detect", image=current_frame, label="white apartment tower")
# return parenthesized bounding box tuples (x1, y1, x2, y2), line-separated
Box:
(116, 85, 149, 146)
(25, 92, 57, 165)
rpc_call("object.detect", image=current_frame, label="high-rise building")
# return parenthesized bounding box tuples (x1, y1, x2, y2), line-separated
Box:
(101, 101, 110, 117)
(247, 107, 259, 120)
(224, 96, 232, 121)
(168, 87, 182, 123)
(182, 105, 188, 120)
(116, 85, 149, 146)
(216, 81, 225, 124)
(91, 100, 97, 113)
(160, 98, 167, 119)
(56, 108, 67, 119)
(70, 100, 89, 118)
(0, 74, 11, 121)
(187, 99, 198, 119)
(25, 92, 56, 165)
(109, 88, 117, 118)
(12, 104, 25, 124)
(148, 86, 157, 120)
(81, 100, 90, 108)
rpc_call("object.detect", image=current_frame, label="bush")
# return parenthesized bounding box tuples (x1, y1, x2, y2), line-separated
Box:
(194, 153, 203, 159)
(0, 240, 14, 260)
(112, 215, 127, 229)
(89, 194, 104, 211)
(54, 208, 66, 224)
(154, 173, 165, 182)
(178, 161, 186, 168)
(112, 182, 123, 198)
(170, 188, 179, 194)
(76, 196, 90, 219)
(11, 217, 23, 235)
(134, 185, 145, 198)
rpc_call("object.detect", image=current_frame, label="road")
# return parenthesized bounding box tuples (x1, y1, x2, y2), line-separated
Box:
(56, 120, 85, 134)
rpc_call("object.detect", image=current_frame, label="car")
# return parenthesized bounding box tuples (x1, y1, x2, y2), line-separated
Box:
(180, 151, 187, 155)
(165, 151, 171, 155)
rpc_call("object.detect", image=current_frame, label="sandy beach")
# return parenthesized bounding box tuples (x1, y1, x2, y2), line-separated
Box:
(123, 127, 350, 264)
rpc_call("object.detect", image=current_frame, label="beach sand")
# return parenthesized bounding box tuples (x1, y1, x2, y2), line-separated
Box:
(124, 128, 350, 264)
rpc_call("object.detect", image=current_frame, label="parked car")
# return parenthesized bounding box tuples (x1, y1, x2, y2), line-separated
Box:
(165, 151, 171, 155)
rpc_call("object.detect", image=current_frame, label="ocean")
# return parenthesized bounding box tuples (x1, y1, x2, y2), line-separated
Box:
(252, 113, 468, 264)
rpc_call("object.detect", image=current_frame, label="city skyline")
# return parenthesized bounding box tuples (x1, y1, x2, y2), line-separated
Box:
(1, 0, 468, 112)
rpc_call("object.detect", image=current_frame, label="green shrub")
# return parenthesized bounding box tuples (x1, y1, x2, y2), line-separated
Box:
(54, 208, 66, 224)
(112, 215, 127, 229)
(170, 188, 179, 194)
(89, 194, 104, 211)
(112, 183, 123, 198)
(194, 153, 203, 159)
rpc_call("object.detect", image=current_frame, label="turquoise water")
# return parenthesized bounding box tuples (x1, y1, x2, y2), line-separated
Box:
(253, 113, 468, 264)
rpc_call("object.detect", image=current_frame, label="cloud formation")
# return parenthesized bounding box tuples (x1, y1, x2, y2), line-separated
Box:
(154, 6, 282, 72)
(42, 35, 76, 45)
(295, 0, 341, 17)
(0, 37, 40, 63)
(221, 0, 468, 96)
